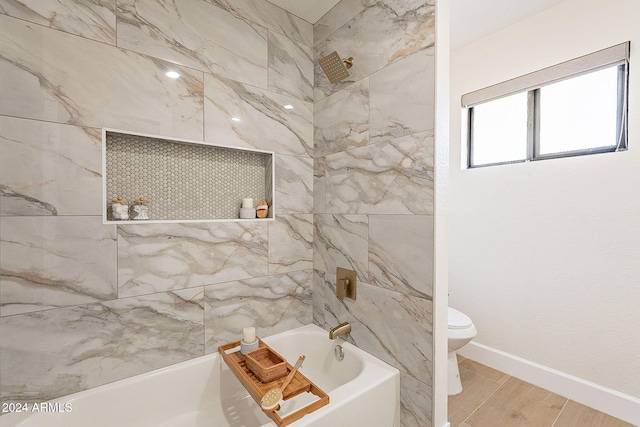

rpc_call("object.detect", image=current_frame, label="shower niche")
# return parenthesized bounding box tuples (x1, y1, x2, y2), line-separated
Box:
(102, 129, 274, 224)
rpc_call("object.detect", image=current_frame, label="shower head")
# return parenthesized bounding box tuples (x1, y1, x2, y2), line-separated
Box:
(319, 51, 354, 84)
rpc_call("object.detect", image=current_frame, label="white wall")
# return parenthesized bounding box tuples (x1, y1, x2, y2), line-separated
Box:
(450, 0, 640, 399)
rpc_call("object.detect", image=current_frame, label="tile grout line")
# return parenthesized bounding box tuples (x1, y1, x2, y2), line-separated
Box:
(550, 399, 570, 427)
(458, 373, 513, 426)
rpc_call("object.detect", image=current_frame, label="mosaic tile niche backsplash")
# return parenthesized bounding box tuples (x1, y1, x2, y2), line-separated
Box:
(105, 131, 274, 221)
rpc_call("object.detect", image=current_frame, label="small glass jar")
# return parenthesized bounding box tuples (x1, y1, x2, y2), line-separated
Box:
(130, 197, 150, 220)
(111, 197, 129, 220)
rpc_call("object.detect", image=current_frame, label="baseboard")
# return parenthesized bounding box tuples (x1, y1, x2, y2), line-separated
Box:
(459, 342, 640, 426)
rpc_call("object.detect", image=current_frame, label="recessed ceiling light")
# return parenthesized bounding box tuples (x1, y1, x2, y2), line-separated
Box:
(283, 104, 294, 110)
(166, 71, 180, 79)
(231, 117, 241, 122)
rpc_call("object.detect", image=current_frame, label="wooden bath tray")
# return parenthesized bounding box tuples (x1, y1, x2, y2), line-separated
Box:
(219, 339, 329, 426)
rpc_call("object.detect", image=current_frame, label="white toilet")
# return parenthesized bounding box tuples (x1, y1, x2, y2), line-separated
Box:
(448, 307, 477, 395)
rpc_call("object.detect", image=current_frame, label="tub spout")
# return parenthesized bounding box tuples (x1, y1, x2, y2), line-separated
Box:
(329, 322, 351, 340)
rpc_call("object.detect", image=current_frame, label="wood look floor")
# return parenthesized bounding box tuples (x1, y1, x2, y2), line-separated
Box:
(448, 356, 635, 427)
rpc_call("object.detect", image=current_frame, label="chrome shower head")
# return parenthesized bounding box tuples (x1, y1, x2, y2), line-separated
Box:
(319, 51, 354, 84)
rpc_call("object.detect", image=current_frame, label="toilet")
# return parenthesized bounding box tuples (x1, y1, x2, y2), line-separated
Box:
(448, 307, 477, 395)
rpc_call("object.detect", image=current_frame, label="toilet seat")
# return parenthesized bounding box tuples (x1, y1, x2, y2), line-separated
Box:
(448, 307, 472, 330)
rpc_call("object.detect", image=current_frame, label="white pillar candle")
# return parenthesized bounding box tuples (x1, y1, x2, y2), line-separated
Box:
(242, 198, 254, 209)
(243, 326, 256, 343)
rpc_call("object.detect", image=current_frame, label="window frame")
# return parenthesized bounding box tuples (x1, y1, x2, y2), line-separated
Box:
(464, 42, 630, 169)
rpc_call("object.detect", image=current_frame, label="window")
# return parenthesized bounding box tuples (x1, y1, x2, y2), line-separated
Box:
(463, 42, 630, 168)
(470, 92, 528, 165)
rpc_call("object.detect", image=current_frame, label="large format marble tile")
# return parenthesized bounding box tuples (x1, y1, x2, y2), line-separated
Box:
(268, 31, 313, 102)
(313, 214, 368, 279)
(0, 117, 102, 216)
(117, 0, 268, 89)
(313, 0, 372, 47)
(204, 74, 313, 157)
(204, 270, 312, 351)
(209, 0, 313, 47)
(118, 222, 268, 298)
(0, 15, 204, 140)
(312, 269, 333, 327)
(0, 217, 117, 317)
(269, 214, 313, 274)
(0, 186, 54, 216)
(324, 280, 433, 385)
(370, 49, 435, 142)
(325, 130, 434, 214)
(368, 215, 434, 298)
(0, 288, 204, 403)
(0, 0, 117, 44)
(313, 77, 369, 157)
(313, 156, 327, 213)
(314, 0, 435, 101)
(275, 154, 313, 214)
(401, 371, 433, 427)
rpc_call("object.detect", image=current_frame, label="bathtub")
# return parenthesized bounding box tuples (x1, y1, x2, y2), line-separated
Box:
(2, 324, 400, 427)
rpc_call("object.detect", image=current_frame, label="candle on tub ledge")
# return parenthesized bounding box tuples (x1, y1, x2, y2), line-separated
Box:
(243, 326, 256, 343)
(241, 326, 258, 355)
(242, 198, 254, 209)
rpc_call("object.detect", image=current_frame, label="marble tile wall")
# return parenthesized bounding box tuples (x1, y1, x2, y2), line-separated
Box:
(0, 0, 117, 44)
(0, 0, 313, 405)
(203, 74, 313, 156)
(0, 117, 103, 216)
(2, 2, 438, 425)
(314, 0, 436, 102)
(312, 1, 436, 426)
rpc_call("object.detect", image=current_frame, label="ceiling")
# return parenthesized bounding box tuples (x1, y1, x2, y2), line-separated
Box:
(267, 0, 566, 49)
(450, 0, 565, 48)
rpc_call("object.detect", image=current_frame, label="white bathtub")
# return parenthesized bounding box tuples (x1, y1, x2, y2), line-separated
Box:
(2, 324, 400, 427)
